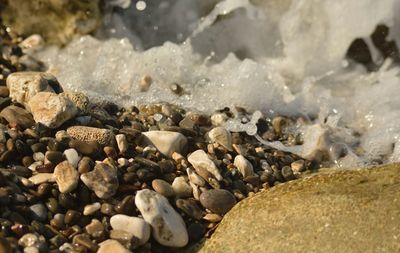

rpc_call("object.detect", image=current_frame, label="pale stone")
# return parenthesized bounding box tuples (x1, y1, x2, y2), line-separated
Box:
(28, 173, 54, 185)
(233, 155, 254, 178)
(141, 131, 187, 157)
(67, 126, 114, 145)
(115, 134, 128, 153)
(83, 202, 101, 216)
(187, 167, 206, 186)
(54, 161, 79, 193)
(135, 189, 189, 247)
(6, 72, 58, 106)
(110, 214, 151, 245)
(98, 240, 129, 253)
(188, 150, 223, 181)
(28, 92, 78, 128)
(63, 148, 80, 168)
(208, 127, 232, 151)
(172, 176, 193, 198)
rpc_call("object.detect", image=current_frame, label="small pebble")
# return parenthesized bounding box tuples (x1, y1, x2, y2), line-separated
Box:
(199, 189, 237, 215)
(151, 179, 175, 198)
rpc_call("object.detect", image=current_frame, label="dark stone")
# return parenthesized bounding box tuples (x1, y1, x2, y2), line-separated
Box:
(200, 189, 237, 215)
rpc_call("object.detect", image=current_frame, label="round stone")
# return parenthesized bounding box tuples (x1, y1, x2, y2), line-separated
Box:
(151, 179, 175, 198)
(199, 189, 237, 215)
(29, 203, 47, 222)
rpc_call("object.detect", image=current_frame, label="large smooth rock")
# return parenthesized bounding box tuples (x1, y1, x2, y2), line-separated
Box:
(1, 0, 101, 45)
(199, 164, 400, 253)
(141, 131, 188, 157)
(0, 105, 35, 129)
(135, 189, 189, 247)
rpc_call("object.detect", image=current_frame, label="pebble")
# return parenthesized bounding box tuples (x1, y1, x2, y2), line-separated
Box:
(0, 238, 11, 253)
(53, 160, 79, 193)
(135, 189, 188, 247)
(208, 127, 232, 150)
(83, 202, 101, 216)
(199, 189, 237, 215)
(98, 240, 129, 253)
(110, 214, 151, 245)
(69, 139, 99, 156)
(115, 134, 128, 153)
(151, 179, 175, 198)
(291, 159, 306, 172)
(61, 91, 89, 112)
(63, 148, 80, 168)
(141, 131, 187, 157)
(28, 92, 78, 128)
(28, 173, 54, 185)
(281, 166, 296, 181)
(172, 176, 193, 198)
(64, 210, 81, 225)
(234, 155, 254, 178)
(187, 167, 206, 186)
(29, 204, 47, 222)
(6, 72, 56, 106)
(188, 150, 223, 181)
(0, 86, 9, 97)
(85, 219, 104, 238)
(0, 105, 35, 129)
(202, 213, 222, 223)
(45, 151, 64, 165)
(176, 199, 204, 220)
(81, 163, 119, 199)
(67, 126, 114, 146)
(18, 233, 39, 248)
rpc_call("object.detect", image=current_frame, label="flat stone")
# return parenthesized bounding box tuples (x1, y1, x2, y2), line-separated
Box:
(28, 92, 78, 128)
(67, 126, 114, 146)
(141, 131, 187, 157)
(199, 164, 400, 253)
(28, 173, 55, 185)
(208, 127, 232, 151)
(6, 72, 59, 106)
(98, 240, 129, 253)
(0, 105, 35, 129)
(233, 155, 254, 178)
(53, 160, 79, 193)
(81, 163, 119, 199)
(110, 214, 151, 245)
(188, 150, 223, 181)
(135, 189, 188, 247)
(199, 189, 236, 215)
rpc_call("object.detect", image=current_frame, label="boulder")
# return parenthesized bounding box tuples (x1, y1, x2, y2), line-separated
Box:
(198, 164, 400, 253)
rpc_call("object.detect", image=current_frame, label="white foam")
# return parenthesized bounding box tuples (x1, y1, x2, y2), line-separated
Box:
(35, 0, 400, 167)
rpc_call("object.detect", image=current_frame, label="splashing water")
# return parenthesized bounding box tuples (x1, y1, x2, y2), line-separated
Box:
(35, 0, 400, 167)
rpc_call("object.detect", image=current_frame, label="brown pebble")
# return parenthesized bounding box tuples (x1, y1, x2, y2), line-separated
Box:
(103, 146, 117, 159)
(151, 179, 175, 198)
(0, 87, 9, 97)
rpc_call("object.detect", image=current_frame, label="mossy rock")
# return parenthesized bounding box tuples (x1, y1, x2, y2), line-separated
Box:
(1, 0, 101, 45)
(198, 164, 400, 253)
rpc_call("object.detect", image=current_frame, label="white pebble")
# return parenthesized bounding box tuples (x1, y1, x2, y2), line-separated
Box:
(110, 214, 151, 245)
(63, 148, 80, 168)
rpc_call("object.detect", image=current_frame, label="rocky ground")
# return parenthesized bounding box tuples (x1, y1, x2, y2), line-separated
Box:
(0, 24, 322, 253)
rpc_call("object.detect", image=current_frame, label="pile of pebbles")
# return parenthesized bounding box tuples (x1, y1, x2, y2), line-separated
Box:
(0, 31, 321, 253)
